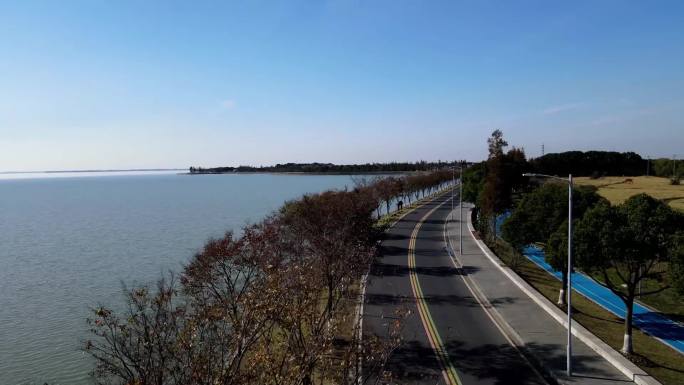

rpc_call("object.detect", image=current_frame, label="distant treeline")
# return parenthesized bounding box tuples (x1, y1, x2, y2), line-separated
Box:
(530, 151, 644, 177)
(189, 161, 467, 174)
(529, 151, 682, 178)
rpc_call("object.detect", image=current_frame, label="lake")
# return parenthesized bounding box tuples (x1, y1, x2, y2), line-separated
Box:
(0, 171, 381, 385)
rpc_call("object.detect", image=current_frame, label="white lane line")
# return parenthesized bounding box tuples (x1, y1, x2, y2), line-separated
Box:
(442, 205, 549, 385)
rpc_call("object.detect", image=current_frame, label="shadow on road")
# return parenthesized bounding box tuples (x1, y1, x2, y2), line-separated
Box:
(369, 333, 627, 385)
(365, 292, 519, 309)
(397, 218, 446, 226)
(382, 232, 410, 241)
(382, 340, 442, 383)
(370, 262, 479, 278)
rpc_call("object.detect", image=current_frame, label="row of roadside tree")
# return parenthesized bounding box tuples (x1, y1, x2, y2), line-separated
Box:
(355, 170, 454, 218)
(85, 170, 453, 385)
(464, 130, 684, 355)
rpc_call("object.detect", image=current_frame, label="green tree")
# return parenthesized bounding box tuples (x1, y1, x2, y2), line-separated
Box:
(480, 130, 511, 239)
(503, 147, 529, 196)
(573, 194, 683, 354)
(461, 162, 486, 203)
(671, 232, 684, 295)
(481, 131, 509, 211)
(546, 221, 571, 305)
(502, 183, 604, 304)
(478, 130, 532, 240)
(487, 129, 508, 158)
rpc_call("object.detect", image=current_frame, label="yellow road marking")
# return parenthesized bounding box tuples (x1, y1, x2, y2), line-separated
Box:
(408, 198, 462, 385)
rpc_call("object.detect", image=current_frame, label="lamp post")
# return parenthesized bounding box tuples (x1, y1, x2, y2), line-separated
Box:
(523, 172, 573, 377)
(451, 166, 455, 224)
(450, 163, 464, 254)
(459, 162, 463, 255)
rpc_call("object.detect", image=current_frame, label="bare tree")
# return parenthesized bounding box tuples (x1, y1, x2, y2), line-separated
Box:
(85, 171, 455, 385)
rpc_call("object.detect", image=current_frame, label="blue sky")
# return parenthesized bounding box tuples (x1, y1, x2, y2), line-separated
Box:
(1, 1, 683, 171)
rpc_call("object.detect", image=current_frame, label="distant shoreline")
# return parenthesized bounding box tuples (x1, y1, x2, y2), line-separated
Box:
(0, 168, 185, 175)
(184, 170, 412, 176)
(187, 161, 465, 176)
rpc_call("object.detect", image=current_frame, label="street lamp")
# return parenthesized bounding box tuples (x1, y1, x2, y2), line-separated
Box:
(522, 172, 574, 377)
(450, 164, 464, 255)
(459, 162, 463, 255)
(451, 167, 455, 225)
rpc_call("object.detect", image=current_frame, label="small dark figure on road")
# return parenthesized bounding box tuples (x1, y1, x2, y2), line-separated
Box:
(397, 200, 404, 211)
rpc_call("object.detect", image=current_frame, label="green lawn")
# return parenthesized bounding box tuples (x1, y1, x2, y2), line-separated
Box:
(591, 267, 684, 324)
(638, 284, 684, 324)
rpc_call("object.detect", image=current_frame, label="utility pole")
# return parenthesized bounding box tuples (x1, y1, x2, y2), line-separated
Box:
(542, 143, 545, 156)
(674, 155, 678, 179)
(647, 156, 650, 177)
(567, 174, 574, 377)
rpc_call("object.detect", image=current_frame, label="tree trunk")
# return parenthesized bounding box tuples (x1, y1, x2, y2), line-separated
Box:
(386, 201, 391, 215)
(558, 272, 567, 305)
(622, 295, 635, 354)
(558, 288, 566, 306)
(326, 279, 335, 316)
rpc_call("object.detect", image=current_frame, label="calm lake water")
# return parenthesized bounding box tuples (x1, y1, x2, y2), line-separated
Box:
(0, 172, 376, 385)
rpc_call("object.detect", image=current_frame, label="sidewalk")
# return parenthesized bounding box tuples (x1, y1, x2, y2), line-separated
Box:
(445, 204, 642, 385)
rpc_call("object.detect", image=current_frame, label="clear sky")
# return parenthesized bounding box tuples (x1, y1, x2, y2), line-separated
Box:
(1, 1, 683, 171)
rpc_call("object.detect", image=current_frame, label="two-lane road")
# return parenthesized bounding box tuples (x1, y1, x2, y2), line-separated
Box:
(363, 192, 546, 385)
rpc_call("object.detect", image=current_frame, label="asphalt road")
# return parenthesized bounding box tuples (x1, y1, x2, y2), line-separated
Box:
(363, 192, 547, 385)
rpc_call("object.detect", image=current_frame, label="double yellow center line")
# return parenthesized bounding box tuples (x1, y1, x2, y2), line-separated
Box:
(408, 200, 462, 385)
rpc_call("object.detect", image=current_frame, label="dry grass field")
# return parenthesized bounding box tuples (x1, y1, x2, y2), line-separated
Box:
(574, 176, 684, 212)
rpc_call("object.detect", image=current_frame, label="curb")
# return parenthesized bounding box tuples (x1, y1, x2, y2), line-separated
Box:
(465, 207, 662, 385)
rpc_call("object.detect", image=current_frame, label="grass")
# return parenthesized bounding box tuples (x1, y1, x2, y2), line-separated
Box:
(592, 267, 684, 324)
(574, 175, 684, 319)
(375, 207, 411, 229)
(574, 176, 684, 212)
(342, 282, 361, 338)
(491, 238, 684, 385)
(636, 282, 684, 324)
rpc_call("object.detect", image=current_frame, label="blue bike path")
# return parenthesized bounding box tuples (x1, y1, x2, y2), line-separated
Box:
(523, 245, 684, 355)
(495, 214, 684, 355)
